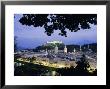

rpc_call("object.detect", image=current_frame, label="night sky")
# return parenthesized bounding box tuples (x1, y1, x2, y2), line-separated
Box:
(14, 14, 97, 49)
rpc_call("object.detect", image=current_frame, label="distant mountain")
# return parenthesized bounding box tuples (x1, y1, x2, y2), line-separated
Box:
(33, 42, 97, 52)
(66, 43, 97, 52)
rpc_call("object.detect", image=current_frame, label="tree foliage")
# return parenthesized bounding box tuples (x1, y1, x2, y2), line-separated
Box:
(75, 54, 90, 71)
(19, 14, 97, 37)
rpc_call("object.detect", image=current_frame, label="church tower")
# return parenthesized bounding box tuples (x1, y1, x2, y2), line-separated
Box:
(80, 45, 82, 51)
(64, 45, 67, 53)
(73, 48, 76, 53)
(55, 45, 58, 54)
(45, 49, 48, 55)
(88, 44, 89, 49)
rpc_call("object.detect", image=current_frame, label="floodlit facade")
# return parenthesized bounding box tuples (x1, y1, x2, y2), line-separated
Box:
(64, 45, 67, 53)
(46, 41, 62, 44)
(54, 45, 58, 54)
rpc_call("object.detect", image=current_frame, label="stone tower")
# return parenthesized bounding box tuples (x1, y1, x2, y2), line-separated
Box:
(64, 45, 67, 53)
(55, 45, 58, 54)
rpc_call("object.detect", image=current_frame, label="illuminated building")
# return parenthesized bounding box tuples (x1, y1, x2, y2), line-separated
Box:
(88, 44, 89, 49)
(80, 45, 82, 51)
(46, 41, 62, 44)
(64, 45, 67, 53)
(54, 45, 58, 54)
(73, 48, 76, 53)
(45, 49, 48, 55)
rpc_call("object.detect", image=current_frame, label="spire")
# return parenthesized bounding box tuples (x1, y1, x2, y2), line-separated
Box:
(88, 44, 89, 49)
(80, 45, 82, 51)
(64, 45, 67, 53)
(74, 48, 76, 53)
(55, 45, 58, 54)
(45, 49, 48, 55)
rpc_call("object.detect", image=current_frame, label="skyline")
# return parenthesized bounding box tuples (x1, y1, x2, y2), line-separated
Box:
(14, 14, 97, 49)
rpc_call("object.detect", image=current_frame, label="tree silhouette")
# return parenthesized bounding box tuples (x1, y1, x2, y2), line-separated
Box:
(75, 54, 90, 72)
(19, 14, 97, 37)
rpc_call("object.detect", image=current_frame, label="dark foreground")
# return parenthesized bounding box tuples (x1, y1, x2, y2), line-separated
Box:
(14, 61, 97, 76)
